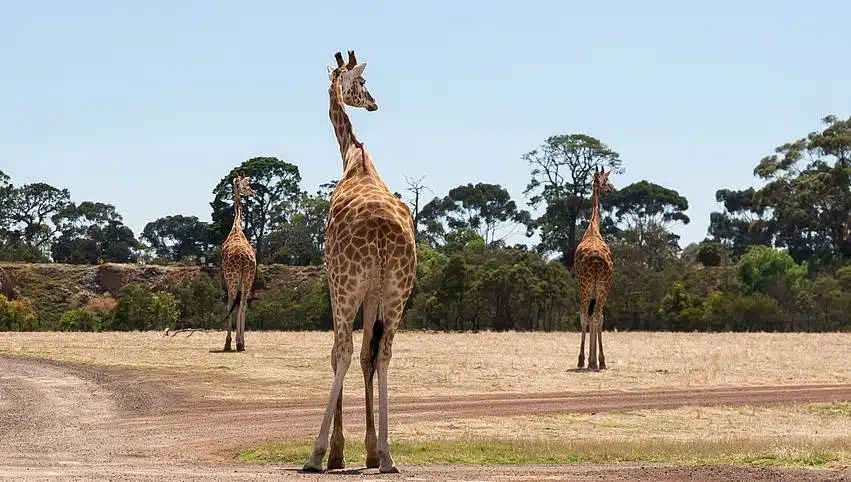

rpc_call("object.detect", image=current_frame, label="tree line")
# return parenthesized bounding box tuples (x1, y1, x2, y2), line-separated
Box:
(1, 114, 850, 333)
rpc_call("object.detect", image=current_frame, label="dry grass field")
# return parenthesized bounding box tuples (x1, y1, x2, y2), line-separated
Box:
(1, 331, 850, 480)
(2, 330, 850, 399)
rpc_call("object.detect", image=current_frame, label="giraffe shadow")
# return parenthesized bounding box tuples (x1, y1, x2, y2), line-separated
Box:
(208, 349, 241, 354)
(282, 468, 374, 476)
(566, 367, 602, 373)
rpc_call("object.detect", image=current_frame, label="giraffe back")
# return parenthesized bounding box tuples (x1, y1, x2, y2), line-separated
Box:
(574, 236, 614, 292)
(325, 159, 416, 301)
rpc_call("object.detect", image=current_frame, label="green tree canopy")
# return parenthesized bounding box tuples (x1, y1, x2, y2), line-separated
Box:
(749, 115, 851, 266)
(141, 215, 214, 263)
(522, 134, 624, 266)
(52, 201, 139, 264)
(210, 157, 303, 263)
(419, 182, 530, 246)
(0, 182, 72, 261)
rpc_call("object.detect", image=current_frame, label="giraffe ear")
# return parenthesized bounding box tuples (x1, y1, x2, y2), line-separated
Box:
(327, 65, 335, 81)
(346, 63, 366, 78)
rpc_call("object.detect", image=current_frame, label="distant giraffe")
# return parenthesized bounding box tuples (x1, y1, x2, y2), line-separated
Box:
(219, 173, 257, 352)
(303, 51, 416, 474)
(574, 166, 615, 370)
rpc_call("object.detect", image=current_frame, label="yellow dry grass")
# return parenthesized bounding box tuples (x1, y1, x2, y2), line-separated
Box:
(1, 331, 849, 401)
(396, 403, 851, 443)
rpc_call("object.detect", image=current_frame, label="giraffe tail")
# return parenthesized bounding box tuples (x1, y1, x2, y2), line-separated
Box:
(587, 297, 596, 317)
(220, 290, 242, 325)
(367, 314, 384, 385)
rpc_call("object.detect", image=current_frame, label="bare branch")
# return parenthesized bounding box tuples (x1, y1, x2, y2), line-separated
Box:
(163, 328, 217, 338)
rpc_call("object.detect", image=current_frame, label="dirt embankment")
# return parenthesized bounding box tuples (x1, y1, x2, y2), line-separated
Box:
(0, 262, 324, 321)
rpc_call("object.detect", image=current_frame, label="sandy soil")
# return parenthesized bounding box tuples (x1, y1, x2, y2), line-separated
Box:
(1, 342, 850, 481)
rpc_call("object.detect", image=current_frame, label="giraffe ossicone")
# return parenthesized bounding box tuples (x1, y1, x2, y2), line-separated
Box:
(303, 50, 416, 475)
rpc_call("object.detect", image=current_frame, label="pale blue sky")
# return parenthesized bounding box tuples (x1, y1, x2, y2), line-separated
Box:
(2, 1, 849, 248)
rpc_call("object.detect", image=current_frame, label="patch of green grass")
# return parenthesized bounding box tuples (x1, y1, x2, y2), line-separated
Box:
(240, 438, 849, 468)
(806, 403, 851, 417)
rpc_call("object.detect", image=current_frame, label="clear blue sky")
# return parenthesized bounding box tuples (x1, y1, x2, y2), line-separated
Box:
(2, 0, 849, 248)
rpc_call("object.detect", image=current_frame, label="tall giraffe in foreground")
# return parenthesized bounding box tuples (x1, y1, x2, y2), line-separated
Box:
(220, 173, 257, 352)
(303, 51, 416, 474)
(574, 166, 615, 370)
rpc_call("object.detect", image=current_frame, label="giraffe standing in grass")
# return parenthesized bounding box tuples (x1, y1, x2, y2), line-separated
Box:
(220, 173, 257, 352)
(303, 51, 416, 474)
(574, 166, 615, 370)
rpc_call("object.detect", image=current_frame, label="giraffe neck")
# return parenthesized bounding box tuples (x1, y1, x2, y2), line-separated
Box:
(328, 76, 360, 170)
(230, 186, 243, 235)
(585, 185, 602, 239)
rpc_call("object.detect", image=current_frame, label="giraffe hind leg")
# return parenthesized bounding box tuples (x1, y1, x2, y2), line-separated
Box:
(577, 289, 593, 369)
(588, 295, 599, 370)
(359, 294, 381, 468)
(594, 289, 609, 370)
(222, 290, 241, 352)
(236, 288, 248, 352)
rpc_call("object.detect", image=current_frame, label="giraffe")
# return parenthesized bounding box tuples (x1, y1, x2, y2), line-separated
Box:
(573, 166, 615, 371)
(303, 51, 416, 474)
(219, 172, 257, 352)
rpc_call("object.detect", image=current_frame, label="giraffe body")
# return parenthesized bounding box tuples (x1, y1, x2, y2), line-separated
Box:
(304, 51, 416, 475)
(574, 167, 615, 370)
(220, 174, 257, 352)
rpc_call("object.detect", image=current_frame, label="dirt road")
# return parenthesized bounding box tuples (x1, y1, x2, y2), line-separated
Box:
(0, 354, 848, 481)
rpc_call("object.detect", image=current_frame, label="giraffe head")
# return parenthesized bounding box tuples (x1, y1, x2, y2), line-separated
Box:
(327, 50, 378, 112)
(592, 166, 614, 194)
(233, 172, 257, 198)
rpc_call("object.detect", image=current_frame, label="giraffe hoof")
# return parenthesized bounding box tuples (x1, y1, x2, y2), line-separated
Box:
(236, 343, 245, 352)
(302, 459, 324, 473)
(327, 457, 345, 470)
(599, 361, 607, 370)
(577, 358, 585, 369)
(378, 452, 398, 473)
(223, 345, 232, 352)
(365, 456, 380, 469)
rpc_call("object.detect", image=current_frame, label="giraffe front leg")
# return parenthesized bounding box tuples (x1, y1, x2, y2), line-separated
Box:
(328, 351, 345, 470)
(304, 302, 357, 473)
(304, 341, 352, 472)
(577, 291, 591, 369)
(223, 331, 232, 352)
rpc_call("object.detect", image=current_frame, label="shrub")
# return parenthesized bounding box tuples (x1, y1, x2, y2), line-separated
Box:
(60, 309, 105, 332)
(247, 278, 331, 331)
(697, 241, 725, 267)
(172, 275, 225, 329)
(0, 295, 38, 331)
(703, 291, 788, 332)
(112, 284, 179, 331)
(147, 292, 179, 329)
